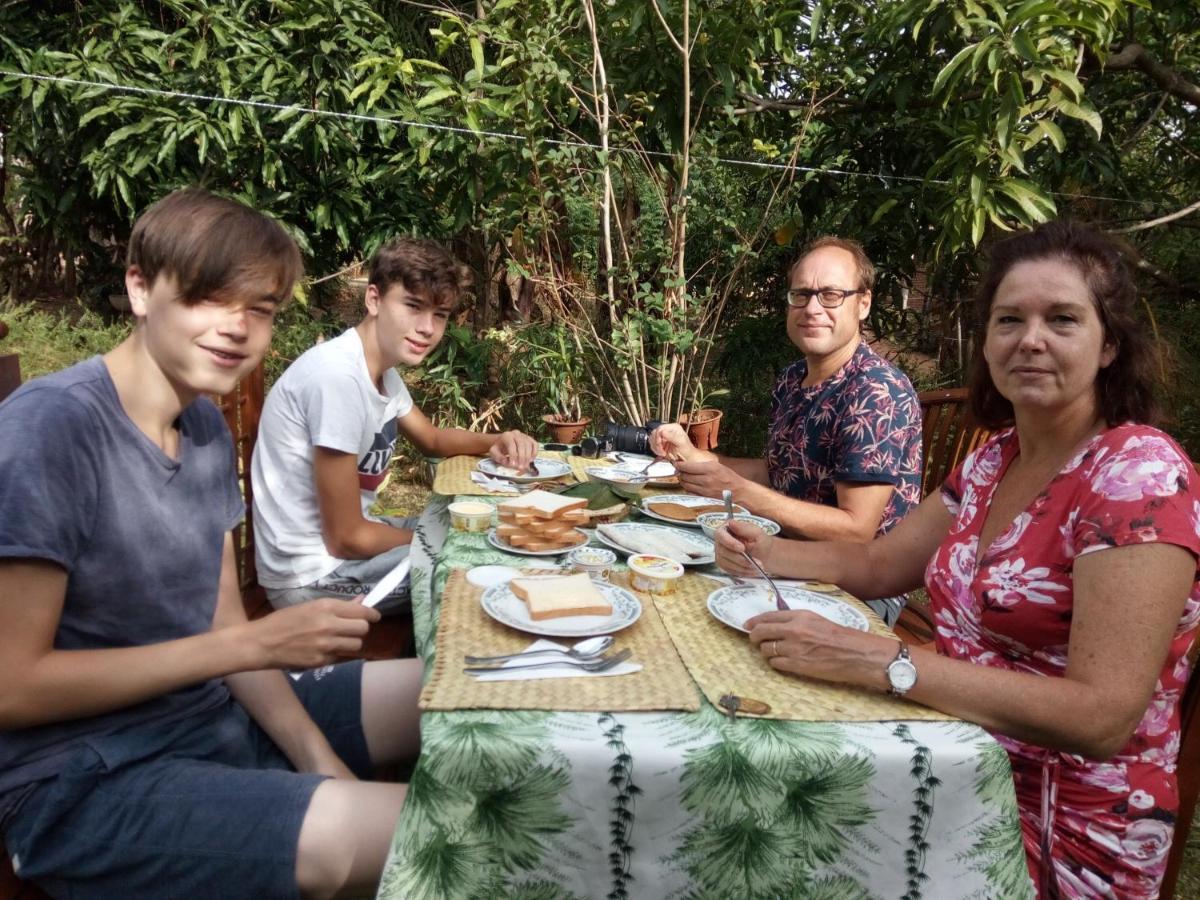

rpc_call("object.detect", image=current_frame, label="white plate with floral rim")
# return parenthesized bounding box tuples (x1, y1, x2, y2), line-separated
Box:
(638, 493, 747, 527)
(486, 528, 589, 557)
(706, 584, 870, 634)
(480, 580, 642, 637)
(477, 456, 573, 484)
(594, 521, 715, 566)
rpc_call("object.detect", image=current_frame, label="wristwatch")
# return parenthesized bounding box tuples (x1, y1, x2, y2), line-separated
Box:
(886, 642, 918, 697)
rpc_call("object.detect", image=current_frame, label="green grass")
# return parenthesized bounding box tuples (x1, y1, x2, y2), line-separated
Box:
(0, 300, 130, 379)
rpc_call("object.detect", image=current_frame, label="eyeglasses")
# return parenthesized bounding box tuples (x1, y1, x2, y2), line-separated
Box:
(786, 287, 864, 309)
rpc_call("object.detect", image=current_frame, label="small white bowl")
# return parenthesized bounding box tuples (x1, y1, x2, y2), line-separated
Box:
(695, 512, 781, 541)
(585, 466, 649, 500)
(568, 546, 617, 581)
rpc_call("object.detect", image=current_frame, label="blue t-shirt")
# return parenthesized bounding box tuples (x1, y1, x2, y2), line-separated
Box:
(0, 357, 242, 795)
(766, 341, 923, 535)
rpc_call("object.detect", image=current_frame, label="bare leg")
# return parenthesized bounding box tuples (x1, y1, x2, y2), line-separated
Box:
(295, 779, 406, 899)
(360, 657, 423, 765)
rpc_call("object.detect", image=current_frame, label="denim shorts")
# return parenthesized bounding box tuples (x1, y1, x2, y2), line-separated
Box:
(2, 661, 370, 900)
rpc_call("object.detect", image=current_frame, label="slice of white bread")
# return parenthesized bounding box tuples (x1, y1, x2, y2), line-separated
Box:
(498, 490, 588, 519)
(510, 572, 613, 620)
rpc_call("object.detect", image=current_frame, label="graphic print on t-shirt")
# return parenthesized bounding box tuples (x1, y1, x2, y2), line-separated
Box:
(358, 418, 398, 492)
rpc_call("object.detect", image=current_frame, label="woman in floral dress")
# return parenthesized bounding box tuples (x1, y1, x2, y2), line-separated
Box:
(714, 221, 1199, 898)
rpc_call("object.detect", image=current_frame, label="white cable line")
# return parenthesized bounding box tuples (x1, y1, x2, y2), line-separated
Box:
(0, 69, 1148, 205)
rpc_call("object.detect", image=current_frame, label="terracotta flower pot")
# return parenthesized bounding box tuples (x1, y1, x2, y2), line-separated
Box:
(678, 408, 722, 451)
(542, 414, 591, 445)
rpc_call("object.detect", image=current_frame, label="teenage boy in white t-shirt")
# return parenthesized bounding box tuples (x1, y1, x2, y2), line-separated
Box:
(252, 238, 538, 611)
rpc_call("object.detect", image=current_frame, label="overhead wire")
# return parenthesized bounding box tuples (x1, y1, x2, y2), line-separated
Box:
(0, 69, 1151, 206)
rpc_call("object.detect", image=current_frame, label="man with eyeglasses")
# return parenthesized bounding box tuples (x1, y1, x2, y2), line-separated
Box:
(651, 236, 922, 624)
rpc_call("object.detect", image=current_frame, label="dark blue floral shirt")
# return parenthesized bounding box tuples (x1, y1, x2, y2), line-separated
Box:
(766, 341, 923, 535)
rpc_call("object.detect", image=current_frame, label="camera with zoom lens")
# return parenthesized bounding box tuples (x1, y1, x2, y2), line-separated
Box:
(578, 420, 664, 458)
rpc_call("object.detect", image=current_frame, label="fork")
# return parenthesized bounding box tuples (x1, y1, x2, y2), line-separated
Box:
(722, 489, 788, 611)
(463, 648, 633, 675)
(739, 552, 790, 611)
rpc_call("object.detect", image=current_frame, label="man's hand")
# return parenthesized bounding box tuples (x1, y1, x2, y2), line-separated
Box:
(674, 457, 744, 500)
(489, 430, 540, 472)
(248, 599, 380, 670)
(650, 423, 713, 463)
(714, 519, 779, 578)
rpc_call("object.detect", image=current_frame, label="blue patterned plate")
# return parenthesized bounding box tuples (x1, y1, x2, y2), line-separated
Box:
(480, 579, 643, 637)
(707, 584, 870, 634)
(477, 456, 573, 483)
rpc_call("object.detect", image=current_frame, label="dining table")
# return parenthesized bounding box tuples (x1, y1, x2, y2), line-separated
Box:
(376, 462, 1034, 900)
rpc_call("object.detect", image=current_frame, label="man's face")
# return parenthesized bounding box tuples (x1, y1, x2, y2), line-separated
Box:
(127, 267, 276, 398)
(785, 246, 871, 361)
(367, 282, 452, 366)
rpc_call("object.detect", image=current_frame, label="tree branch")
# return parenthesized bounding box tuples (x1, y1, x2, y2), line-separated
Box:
(1111, 197, 1200, 234)
(1104, 43, 1200, 106)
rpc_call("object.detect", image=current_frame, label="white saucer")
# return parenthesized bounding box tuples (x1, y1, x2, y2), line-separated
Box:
(466, 565, 521, 588)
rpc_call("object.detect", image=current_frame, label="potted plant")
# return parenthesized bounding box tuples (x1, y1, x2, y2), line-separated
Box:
(521, 326, 591, 443)
(678, 407, 722, 450)
(677, 385, 728, 450)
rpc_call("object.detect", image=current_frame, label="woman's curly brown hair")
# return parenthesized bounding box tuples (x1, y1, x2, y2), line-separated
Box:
(968, 220, 1165, 429)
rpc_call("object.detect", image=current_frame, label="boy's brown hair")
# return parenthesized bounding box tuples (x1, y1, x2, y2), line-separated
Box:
(128, 188, 303, 305)
(367, 237, 472, 306)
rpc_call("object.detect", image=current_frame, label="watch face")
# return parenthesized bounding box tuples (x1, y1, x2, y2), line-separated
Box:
(889, 659, 918, 692)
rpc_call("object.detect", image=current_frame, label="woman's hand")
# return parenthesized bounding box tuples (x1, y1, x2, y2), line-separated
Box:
(747, 610, 897, 690)
(714, 519, 778, 578)
(248, 600, 380, 670)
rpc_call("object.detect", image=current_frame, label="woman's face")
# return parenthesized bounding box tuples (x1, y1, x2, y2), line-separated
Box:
(983, 257, 1116, 419)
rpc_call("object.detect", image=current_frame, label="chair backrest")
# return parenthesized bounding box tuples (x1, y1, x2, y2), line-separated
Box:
(0, 320, 21, 404)
(1160, 626, 1200, 897)
(212, 362, 265, 600)
(918, 388, 994, 498)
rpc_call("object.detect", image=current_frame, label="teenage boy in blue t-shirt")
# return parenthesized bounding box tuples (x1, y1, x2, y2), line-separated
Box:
(0, 188, 422, 898)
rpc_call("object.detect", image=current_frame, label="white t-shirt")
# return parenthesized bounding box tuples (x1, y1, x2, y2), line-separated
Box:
(251, 328, 414, 588)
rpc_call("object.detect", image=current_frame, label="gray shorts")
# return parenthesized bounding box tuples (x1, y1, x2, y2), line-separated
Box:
(2, 661, 370, 900)
(267, 516, 418, 615)
(865, 595, 906, 628)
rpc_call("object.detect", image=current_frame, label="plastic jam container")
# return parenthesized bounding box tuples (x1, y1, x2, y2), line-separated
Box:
(448, 501, 494, 532)
(628, 554, 685, 594)
(568, 546, 617, 581)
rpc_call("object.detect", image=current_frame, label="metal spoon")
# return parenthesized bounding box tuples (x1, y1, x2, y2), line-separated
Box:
(723, 489, 788, 610)
(464, 648, 632, 675)
(464, 635, 614, 665)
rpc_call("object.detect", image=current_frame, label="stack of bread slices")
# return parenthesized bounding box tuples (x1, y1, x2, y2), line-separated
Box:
(496, 490, 589, 552)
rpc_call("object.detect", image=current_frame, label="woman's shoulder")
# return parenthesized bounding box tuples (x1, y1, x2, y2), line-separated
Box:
(1076, 423, 1196, 503)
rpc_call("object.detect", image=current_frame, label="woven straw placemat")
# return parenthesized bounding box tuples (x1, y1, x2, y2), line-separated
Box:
(653, 575, 953, 722)
(419, 568, 702, 712)
(431, 452, 603, 496)
(432, 453, 679, 496)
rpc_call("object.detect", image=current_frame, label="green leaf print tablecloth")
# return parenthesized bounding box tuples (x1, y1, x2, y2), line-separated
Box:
(377, 495, 1034, 899)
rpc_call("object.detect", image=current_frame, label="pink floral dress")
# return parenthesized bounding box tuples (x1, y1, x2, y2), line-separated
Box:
(927, 424, 1200, 898)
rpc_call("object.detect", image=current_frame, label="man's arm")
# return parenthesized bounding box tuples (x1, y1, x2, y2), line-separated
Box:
(0, 539, 378, 730)
(211, 536, 357, 778)
(397, 405, 538, 469)
(314, 447, 412, 559)
(673, 458, 893, 542)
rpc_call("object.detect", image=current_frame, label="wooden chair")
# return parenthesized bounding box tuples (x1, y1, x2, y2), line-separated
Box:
(916, 387, 994, 500)
(1161, 631, 1200, 897)
(0, 320, 21, 404)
